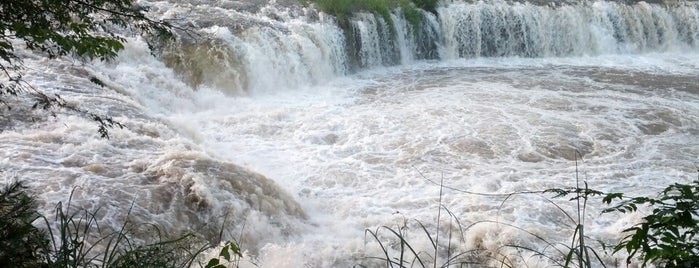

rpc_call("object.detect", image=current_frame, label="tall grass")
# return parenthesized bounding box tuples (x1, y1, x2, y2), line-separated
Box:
(359, 177, 485, 267)
(540, 153, 609, 267)
(0, 181, 244, 268)
(358, 152, 688, 268)
(5, 162, 696, 267)
(361, 214, 482, 267)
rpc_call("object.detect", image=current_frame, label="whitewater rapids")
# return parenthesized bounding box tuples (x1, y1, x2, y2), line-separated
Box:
(1, 0, 698, 267)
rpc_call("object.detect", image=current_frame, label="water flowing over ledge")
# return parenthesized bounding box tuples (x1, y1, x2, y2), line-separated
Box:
(153, 0, 698, 94)
(1, 0, 698, 267)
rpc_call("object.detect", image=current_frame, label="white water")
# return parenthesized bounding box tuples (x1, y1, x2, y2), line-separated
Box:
(1, 1, 699, 267)
(175, 54, 698, 266)
(439, 1, 699, 57)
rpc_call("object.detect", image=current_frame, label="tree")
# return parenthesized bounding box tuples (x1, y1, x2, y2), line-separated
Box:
(0, 0, 172, 137)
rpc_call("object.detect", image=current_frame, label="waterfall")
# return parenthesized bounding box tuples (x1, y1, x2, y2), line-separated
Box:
(350, 12, 392, 68)
(438, 1, 699, 58)
(6, 1, 698, 265)
(161, 5, 348, 95)
(156, 1, 698, 93)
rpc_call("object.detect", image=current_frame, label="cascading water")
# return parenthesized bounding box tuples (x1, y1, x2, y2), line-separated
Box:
(159, 3, 348, 94)
(152, 0, 699, 95)
(438, 1, 699, 58)
(1, 0, 698, 267)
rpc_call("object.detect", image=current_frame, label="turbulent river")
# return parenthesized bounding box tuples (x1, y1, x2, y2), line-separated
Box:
(1, 0, 698, 267)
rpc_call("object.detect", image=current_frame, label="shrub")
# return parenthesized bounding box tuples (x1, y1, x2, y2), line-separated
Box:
(304, 0, 437, 31)
(0, 181, 50, 268)
(547, 170, 699, 267)
(409, 0, 439, 13)
(307, 0, 393, 27)
(368, 160, 698, 268)
(602, 176, 699, 267)
(0, 181, 244, 268)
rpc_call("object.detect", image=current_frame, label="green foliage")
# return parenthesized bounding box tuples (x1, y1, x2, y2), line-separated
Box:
(307, 0, 388, 17)
(538, 155, 607, 268)
(306, 0, 394, 29)
(0, 181, 50, 268)
(364, 160, 698, 267)
(304, 0, 436, 33)
(545, 179, 605, 260)
(359, 178, 481, 267)
(107, 233, 206, 268)
(601, 177, 699, 267)
(204, 242, 243, 268)
(0, 0, 171, 65)
(0, 181, 246, 268)
(410, 0, 439, 13)
(364, 224, 429, 267)
(39, 190, 212, 268)
(0, 0, 173, 137)
(546, 171, 699, 268)
(402, 6, 424, 34)
(45, 198, 101, 267)
(540, 181, 608, 268)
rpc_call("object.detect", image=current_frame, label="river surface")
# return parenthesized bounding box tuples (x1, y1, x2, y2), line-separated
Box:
(1, 1, 698, 267)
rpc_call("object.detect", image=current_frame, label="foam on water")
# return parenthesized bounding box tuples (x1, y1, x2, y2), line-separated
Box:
(0, 50, 309, 251)
(268, 57, 695, 266)
(96, 49, 697, 266)
(2, 0, 699, 267)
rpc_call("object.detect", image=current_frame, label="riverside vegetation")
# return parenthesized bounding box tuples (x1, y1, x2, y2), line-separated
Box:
(357, 167, 699, 268)
(303, 0, 438, 26)
(1, 0, 697, 267)
(0, 181, 244, 268)
(1, 0, 436, 135)
(302, 0, 441, 68)
(0, 0, 174, 138)
(2, 169, 697, 267)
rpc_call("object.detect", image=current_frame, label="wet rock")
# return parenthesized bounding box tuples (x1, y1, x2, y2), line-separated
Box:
(517, 152, 544, 162)
(637, 123, 669, 135)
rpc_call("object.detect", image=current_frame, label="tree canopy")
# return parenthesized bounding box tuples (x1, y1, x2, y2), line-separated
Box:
(0, 0, 172, 136)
